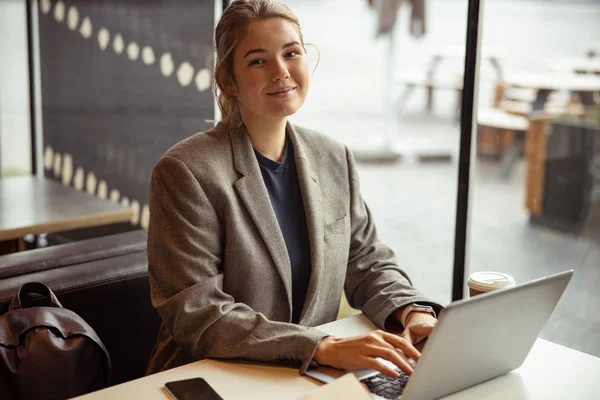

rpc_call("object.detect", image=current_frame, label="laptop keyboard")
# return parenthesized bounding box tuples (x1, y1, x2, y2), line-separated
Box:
(363, 372, 409, 399)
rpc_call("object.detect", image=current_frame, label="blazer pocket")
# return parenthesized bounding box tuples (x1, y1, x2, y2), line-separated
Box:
(325, 214, 349, 241)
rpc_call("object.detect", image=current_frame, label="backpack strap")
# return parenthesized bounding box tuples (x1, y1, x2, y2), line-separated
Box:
(9, 282, 62, 311)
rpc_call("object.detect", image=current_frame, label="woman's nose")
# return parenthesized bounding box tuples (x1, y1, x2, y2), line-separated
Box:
(271, 60, 290, 81)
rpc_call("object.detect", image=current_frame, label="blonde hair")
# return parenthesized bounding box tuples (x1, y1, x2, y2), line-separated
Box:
(213, 0, 306, 127)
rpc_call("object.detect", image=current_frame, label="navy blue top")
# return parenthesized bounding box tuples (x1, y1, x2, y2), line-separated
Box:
(254, 137, 312, 323)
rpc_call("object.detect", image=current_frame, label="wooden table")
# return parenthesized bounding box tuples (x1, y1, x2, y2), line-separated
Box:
(0, 176, 133, 252)
(74, 314, 600, 400)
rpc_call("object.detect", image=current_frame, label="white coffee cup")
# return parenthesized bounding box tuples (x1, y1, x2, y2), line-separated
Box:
(467, 271, 516, 297)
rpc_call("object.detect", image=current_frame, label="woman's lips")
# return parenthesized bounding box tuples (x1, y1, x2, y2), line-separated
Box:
(267, 86, 296, 98)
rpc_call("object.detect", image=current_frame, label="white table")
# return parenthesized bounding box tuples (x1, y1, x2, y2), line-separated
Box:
(503, 71, 600, 113)
(504, 71, 600, 92)
(546, 58, 600, 75)
(74, 315, 600, 400)
(429, 46, 505, 78)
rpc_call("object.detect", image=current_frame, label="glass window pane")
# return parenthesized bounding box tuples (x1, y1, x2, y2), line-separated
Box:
(288, 0, 474, 307)
(470, 0, 600, 357)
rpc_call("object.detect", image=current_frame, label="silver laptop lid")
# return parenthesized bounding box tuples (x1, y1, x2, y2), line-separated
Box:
(401, 270, 573, 400)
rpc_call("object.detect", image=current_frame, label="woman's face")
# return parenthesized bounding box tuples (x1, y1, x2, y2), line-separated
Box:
(230, 18, 309, 122)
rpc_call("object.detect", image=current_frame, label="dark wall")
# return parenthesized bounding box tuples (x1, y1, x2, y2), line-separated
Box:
(38, 0, 215, 229)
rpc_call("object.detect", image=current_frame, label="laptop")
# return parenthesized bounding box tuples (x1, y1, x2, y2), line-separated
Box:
(305, 270, 574, 400)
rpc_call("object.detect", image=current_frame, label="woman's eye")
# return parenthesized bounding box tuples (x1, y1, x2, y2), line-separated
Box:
(249, 59, 264, 66)
(286, 51, 299, 58)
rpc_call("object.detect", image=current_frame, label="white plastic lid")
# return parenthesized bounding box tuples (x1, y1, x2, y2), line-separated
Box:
(467, 271, 516, 292)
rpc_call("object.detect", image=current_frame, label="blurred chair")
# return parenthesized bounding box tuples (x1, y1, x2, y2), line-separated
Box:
(395, 68, 464, 117)
(476, 78, 584, 178)
(476, 108, 528, 160)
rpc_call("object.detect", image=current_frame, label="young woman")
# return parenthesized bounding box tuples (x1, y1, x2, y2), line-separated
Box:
(146, 0, 442, 378)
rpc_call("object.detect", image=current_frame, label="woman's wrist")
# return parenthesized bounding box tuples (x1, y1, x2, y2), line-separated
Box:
(313, 336, 338, 365)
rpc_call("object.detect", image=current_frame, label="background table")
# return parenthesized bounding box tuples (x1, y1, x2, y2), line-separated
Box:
(0, 176, 133, 249)
(546, 58, 600, 75)
(428, 46, 505, 79)
(75, 314, 600, 400)
(502, 72, 600, 112)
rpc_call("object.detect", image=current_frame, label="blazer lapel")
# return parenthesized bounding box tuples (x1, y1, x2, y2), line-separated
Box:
(287, 123, 325, 323)
(230, 123, 293, 313)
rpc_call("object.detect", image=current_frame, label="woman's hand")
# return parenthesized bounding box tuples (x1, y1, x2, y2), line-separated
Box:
(312, 330, 421, 377)
(400, 312, 438, 345)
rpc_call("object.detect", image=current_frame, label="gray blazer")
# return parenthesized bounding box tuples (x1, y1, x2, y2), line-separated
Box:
(146, 121, 440, 375)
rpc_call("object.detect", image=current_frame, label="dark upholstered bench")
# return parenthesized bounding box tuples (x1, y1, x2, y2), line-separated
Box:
(0, 230, 161, 386)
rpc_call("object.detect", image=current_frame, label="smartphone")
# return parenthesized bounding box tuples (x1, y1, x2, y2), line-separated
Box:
(164, 377, 224, 400)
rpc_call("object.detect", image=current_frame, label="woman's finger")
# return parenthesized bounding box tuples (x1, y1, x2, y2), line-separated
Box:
(363, 343, 414, 376)
(401, 329, 414, 345)
(382, 332, 421, 361)
(378, 348, 414, 375)
(363, 356, 400, 378)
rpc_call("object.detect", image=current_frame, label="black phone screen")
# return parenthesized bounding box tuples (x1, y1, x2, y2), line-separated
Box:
(164, 378, 224, 400)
